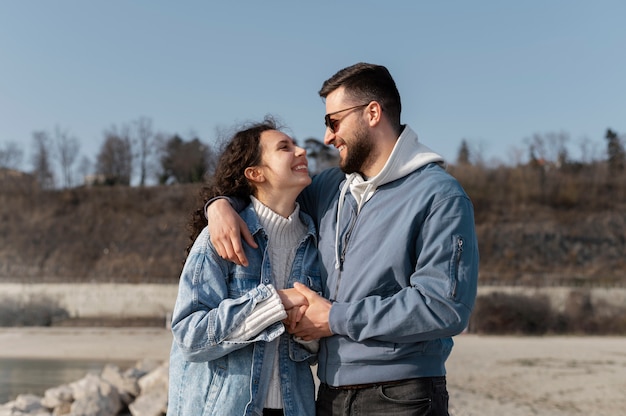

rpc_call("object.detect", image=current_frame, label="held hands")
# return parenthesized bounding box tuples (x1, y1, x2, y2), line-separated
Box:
(278, 288, 308, 331)
(283, 283, 332, 341)
(207, 199, 256, 266)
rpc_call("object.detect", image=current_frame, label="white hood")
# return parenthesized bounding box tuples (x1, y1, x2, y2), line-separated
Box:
(346, 125, 445, 210)
(333, 125, 445, 269)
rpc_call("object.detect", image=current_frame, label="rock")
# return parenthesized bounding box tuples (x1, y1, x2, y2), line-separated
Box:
(2, 359, 170, 416)
(69, 373, 123, 416)
(128, 389, 167, 416)
(0, 394, 51, 415)
(41, 384, 73, 409)
(13, 394, 51, 415)
(133, 359, 162, 375)
(51, 401, 72, 416)
(0, 402, 12, 416)
(137, 363, 168, 395)
(129, 362, 168, 416)
(101, 364, 140, 405)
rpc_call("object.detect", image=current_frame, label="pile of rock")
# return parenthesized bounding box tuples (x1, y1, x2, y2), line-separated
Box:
(0, 360, 168, 416)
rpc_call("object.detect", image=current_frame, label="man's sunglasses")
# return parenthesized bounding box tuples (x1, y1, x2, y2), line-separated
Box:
(324, 104, 369, 133)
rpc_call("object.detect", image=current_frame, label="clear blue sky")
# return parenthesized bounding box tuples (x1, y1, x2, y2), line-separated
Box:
(1, 0, 625, 172)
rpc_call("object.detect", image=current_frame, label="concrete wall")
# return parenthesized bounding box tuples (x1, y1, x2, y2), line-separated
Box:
(0, 283, 178, 319)
(2, 283, 624, 319)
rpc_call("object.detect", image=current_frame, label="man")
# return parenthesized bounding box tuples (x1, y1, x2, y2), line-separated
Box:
(208, 63, 479, 416)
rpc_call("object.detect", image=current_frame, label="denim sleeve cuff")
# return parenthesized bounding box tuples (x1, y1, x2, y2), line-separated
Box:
(225, 285, 287, 341)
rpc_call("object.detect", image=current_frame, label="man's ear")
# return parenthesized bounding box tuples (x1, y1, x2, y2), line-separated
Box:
(366, 101, 383, 127)
(245, 166, 265, 183)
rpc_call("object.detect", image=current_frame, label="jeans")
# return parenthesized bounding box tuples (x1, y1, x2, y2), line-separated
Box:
(316, 376, 449, 416)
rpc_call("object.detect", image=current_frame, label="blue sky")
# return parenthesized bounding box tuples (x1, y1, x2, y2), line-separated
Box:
(1, 0, 625, 173)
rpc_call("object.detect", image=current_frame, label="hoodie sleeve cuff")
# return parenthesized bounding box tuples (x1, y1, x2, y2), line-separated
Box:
(204, 196, 248, 219)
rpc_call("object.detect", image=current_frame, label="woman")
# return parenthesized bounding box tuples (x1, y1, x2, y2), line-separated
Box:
(167, 118, 321, 416)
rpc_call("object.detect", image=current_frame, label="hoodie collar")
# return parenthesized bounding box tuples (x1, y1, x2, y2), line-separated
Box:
(346, 125, 445, 209)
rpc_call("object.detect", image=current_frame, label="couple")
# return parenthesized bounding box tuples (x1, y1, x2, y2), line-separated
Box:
(167, 63, 479, 416)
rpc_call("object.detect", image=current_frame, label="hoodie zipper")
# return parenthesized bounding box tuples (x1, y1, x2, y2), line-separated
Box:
(332, 213, 357, 301)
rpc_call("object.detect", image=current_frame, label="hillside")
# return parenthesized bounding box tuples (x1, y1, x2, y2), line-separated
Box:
(0, 185, 201, 283)
(1, 183, 625, 285)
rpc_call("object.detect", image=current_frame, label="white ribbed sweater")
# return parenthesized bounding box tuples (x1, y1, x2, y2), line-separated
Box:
(251, 196, 306, 409)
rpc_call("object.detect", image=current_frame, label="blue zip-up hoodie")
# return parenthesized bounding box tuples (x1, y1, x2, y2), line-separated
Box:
(167, 204, 321, 416)
(297, 125, 479, 386)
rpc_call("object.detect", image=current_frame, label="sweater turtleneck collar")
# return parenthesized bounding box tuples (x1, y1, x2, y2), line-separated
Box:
(250, 196, 306, 248)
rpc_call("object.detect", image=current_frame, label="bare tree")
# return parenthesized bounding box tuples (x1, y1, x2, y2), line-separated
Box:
(31, 131, 55, 189)
(76, 156, 92, 186)
(0, 141, 24, 169)
(53, 126, 80, 188)
(133, 116, 154, 186)
(577, 135, 601, 164)
(158, 135, 216, 184)
(96, 125, 133, 186)
(525, 131, 570, 166)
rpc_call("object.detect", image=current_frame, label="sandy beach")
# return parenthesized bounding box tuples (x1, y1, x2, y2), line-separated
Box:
(446, 335, 626, 416)
(1, 328, 624, 415)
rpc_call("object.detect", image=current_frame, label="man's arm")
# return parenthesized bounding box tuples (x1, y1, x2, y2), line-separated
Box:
(206, 168, 343, 265)
(328, 195, 479, 343)
(206, 199, 256, 266)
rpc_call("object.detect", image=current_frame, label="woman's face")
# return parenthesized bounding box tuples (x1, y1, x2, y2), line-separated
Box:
(254, 129, 311, 193)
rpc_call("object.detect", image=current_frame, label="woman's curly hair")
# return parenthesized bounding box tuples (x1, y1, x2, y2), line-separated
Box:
(186, 117, 279, 255)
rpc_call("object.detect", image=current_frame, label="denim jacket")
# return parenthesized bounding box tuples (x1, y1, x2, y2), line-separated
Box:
(167, 203, 321, 416)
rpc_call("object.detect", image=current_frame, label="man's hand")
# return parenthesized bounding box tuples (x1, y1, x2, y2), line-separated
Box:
(278, 288, 308, 309)
(207, 199, 256, 266)
(290, 282, 332, 340)
(278, 288, 309, 331)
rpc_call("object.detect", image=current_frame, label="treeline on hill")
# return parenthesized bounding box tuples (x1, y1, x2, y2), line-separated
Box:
(449, 128, 626, 286)
(0, 128, 625, 286)
(0, 116, 341, 189)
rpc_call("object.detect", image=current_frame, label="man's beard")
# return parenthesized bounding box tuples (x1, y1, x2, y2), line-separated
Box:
(340, 124, 375, 175)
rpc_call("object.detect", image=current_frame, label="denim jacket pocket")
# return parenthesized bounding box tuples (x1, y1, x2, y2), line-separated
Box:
(302, 270, 322, 293)
(288, 336, 316, 362)
(227, 270, 262, 298)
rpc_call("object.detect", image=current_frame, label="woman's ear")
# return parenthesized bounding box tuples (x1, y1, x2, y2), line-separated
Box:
(245, 166, 265, 184)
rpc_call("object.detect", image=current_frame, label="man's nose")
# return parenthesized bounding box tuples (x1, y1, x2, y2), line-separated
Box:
(323, 130, 335, 146)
